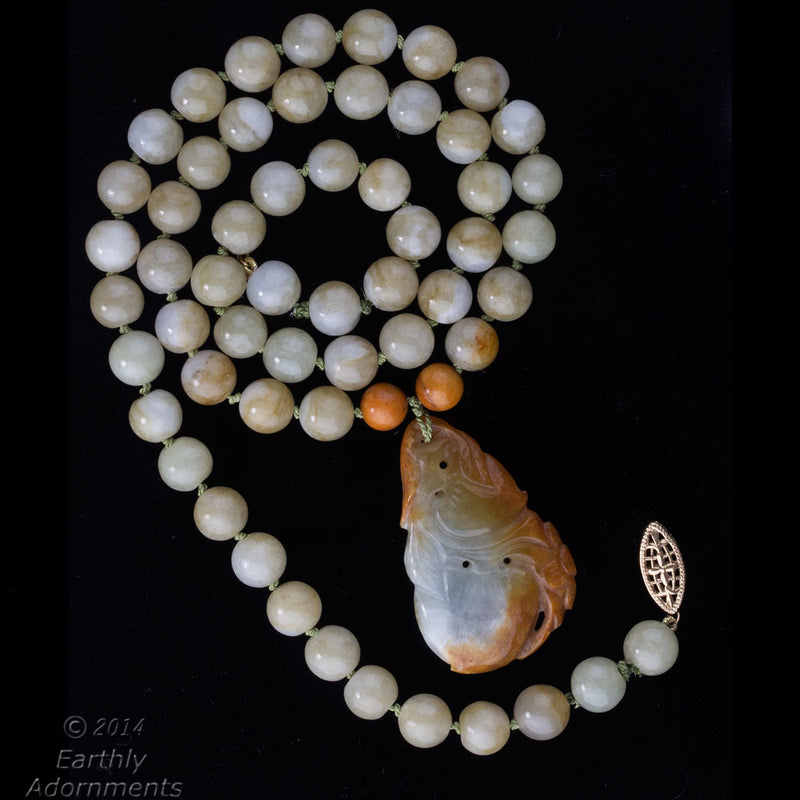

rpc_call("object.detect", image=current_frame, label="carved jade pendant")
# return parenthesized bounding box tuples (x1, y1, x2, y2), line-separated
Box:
(400, 418, 577, 674)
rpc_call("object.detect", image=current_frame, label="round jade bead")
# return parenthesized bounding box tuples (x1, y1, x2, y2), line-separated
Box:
(513, 685, 570, 740)
(157, 436, 213, 492)
(266, 581, 322, 636)
(570, 656, 627, 713)
(623, 620, 679, 676)
(193, 486, 248, 542)
(230, 532, 287, 588)
(397, 693, 452, 748)
(459, 701, 510, 755)
(304, 625, 361, 681)
(344, 665, 399, 720)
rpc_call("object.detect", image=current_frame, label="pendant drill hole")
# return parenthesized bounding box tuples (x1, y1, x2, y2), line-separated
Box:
(503, 557, 511, 564)
(439, 461, 447, 469)
(462, 560, 470, 568)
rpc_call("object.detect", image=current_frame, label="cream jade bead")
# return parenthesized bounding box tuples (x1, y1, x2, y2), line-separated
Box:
(177, 136, 231, 190)
(136, 239, 193, 295)
(297, 385, 355, 441)
(262, 327, 318, 383)
(378, 313, 435, 369)
(218, 97, 274, 152)
(308, 281, 363, 336)
(170, 67, 227, 123)
(180, 349, 237, 405)
(363, 256, 419, 311)
(230, 532, 287, 588)
(157, 436, 213, 492)
(386, 205, 441, 261)
(128, 388, 182, 443)
(250, 161, 307, 217)
(190, 254, 247, 308)
(446, 216, 502, 273)
(512, 153, 564, 205)
(147, 180, 202, 235)
(211, 200, 267, 255)
(401, 25, 458, 80)
(85, 219, 140, 273)
(154, 298, 210, 354)
(323, 335, 379, 391)
(214, 305, 268, 359)
(491, 99, 546, 154)
(96, 160, 151, 215)
(623, 620, 679, 676)
(417, 269, 473, 324)
(127, 108, 184, 165)
(454, 56, 510, 112)
(397, 693, 452, 748)
(266, 581, 322, 636)
(570, 656, 627, 713)
(358, 158, 411, 211)
(90, 274, 145, 328)
(444, 317, 499, 371)
(456, 161, 513, 215)
(344, 665, 399, 720)
(271, 67, 329, 124)
(193, 485, 248, 542)
(387, 80, 442, 135)
(436, 109, 492, 165)
(502, 209, 557, 264)
(513, 685, 571, 741)
(306, 139, 360, 192)
(282, 13, 337, 68)
(458, 701, 510, 755)
(246, 260, 302, 316)
(224, 36, 281, 93)
(108, 330, 165, 386)
(341, 9, 398, 65)
(304, 624, 361, 681)
(477, 266, 533, 321)
(238, 378, 295, 434)
(333, 64, 390, 120)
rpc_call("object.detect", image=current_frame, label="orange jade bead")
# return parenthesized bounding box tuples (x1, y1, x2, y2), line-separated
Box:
(360, 382, 409, 431)
(415, 363, 464, 412)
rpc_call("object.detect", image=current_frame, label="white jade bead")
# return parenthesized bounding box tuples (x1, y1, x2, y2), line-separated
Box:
(224, 36, 281, 92)
(147, 180, 202, 235)
(282, 13, 337, 68)
(308, 281, 363, 336)
(128, 388, 183, 443)
(333, 64, 390, 120)
(305, 625, 361, 681)
(459, 701, 510, 756)
(379, 313, 435, 369)
(341, 9, 397, 65)
(157, 436, 213, 492)
(211, 200, 267, 255)
(571, 656, 627, 713)
(344, 665, 399, 720)
(306, 139, 360, 192)
(136, 239, 193, 295)
(246, 260, 302, 316)
(97, 160, 151, 215)
(402, 25, 458, 80)
(109, 330, 165, 386)
(154, 299, 210, 354)
(512, 153, 564, 205)
(85, 219, 140, 273)
(180, 349, 237, 406)
(298, 385, 355, 441)
(387, 80, 442, 135)
(230, 532, 287, 588)
(271, 67, 329, 123)
(190, 255, 247, 308)
(193, 485, 248, 542)
(457, 161, 513, 215)
(491, 99, 546, 154)
(250, 161, 307, 217)
(454, 57, 510, 112)
(262, 327, 318, 383)
(623, 620, 679, 676)
(218, 97, 274, 153)
(214, 305, 268, 359)
(397, 693, 452, 749)
(386, 205, 441, 261)
(417, 269, 473, 324)
(513, 685, 571, 741)
(266, 581, 322, 636)
(177, 136, 231, 190)
(445, 317, 499, 371)
(436, 109, 492, 165)
(358, 158, 411, 211)
(502, 209, 557, 264)
(90, 274, 145, 328)
(477, 266, 533, 321)
(323, 335, 379, 391)
(363, 256, 419, 311)
(170, 67, 227, 123)
(238, 378, 295, 434)
(127, 108, 184, 165)
(446, 216, 503, 273)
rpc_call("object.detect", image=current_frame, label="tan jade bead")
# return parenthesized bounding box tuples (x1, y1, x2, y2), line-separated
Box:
(304, 624, 361, 681)
(218, 97, 274, 153)
(363, 255, 419, 311)
(170, 67, 227, 123)
(214, 305, 268, 360)
(154, 298, 210, 354)
(491, 99, 546, 154)
(323, 335, 380, 392)
(238, 378, 295, 434)
(341, 9, 398, 65)
(271, 67, 329, 123)
(386, 205, 441, 261)
(211, 200, 267, 255)
(360, 383, 408, 431)
(512, 153, 564, 205)
(358, 158, 411, 211)
(401, 25, 458, 80)
(477, 266, 533, 321)
(458, 700, 511, 755)
(250, 161, 307, 217)
(344, 665, 399, 720)
(416, 269, 473, 324)
(85, 219, 140, 273)
(127, 108, 184, 165)
(415, 363, 464, 412)
(224, 36, 282, 93)
(446, 216, 503, 274)
(177, 136, 231, 190)
(502, 209, 556, 264)
(193, 486, 248, 542)
(513, 684, 571, 741)
(147, 180, 202, 235)
(281, 12, 337, 68)
(298, 385, 355, 441)
(180, 349, 237, 406)
(333, 64, 390, 120)
(444, 317, 500, 371)
(454, 56, 510, 112)
(190, 254, 247, 308)
(96, 160, 151, 215)
(387, 80, 442, 135)
(306, 139, 361, 192)
(266, 581, 322, 636)
(90, 274, 145, 328)
(456, 160, 513, 216)
(136, 239, 193, 295)
(397, 693, 453, 749)
(436, 109, 492, 165)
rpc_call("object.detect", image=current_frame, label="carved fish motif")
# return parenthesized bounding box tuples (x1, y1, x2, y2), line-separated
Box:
(400, 417, 577, 674)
